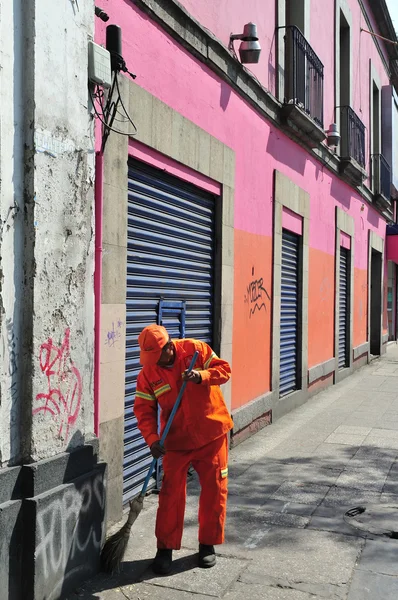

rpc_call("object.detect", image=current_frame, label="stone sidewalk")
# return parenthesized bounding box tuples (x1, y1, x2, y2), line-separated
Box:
(70, 346, 398, 600)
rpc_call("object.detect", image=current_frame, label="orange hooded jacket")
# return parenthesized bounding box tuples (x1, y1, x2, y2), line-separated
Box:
(134, 338, 233, 452)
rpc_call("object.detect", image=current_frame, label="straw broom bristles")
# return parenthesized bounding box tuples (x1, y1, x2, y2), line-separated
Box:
(100, 495, 144, 574)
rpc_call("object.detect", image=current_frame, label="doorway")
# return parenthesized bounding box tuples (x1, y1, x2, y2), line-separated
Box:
(370, 249, 382, 356)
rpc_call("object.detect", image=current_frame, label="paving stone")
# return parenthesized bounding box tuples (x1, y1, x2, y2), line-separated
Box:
(134, 548, 247, 597)
(334, 425, 373, 436)
(348, 570, 398, 600)
(364, 436, 398, 450)
(292, 466, 343, 486)
(270, 482, 330, 506)
(260, 498, 318, 517)
(348, 447, 398, 469)
(357, 538, 398, 575)
(307, 513, 369, 538)
(254, 510, 310, 529)
(238, 527, 362, 586)
(225, 581, 315, 600)
(325, 433, 368, 445)
(353, 376, 386, 390)
(334, 469, 387, 493)
(321, 487, 381, 507)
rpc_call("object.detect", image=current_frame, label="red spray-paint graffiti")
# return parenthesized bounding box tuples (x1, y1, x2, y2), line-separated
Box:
(32, 328, 82, 441)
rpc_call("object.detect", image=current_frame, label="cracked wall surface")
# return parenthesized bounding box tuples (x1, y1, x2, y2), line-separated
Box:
(0, 0, 95, 465)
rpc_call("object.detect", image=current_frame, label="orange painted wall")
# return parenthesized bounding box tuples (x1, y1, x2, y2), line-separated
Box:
(232, 230, 272, 410)
(353, 268, 368, 347)
(308, 249, 335, 368)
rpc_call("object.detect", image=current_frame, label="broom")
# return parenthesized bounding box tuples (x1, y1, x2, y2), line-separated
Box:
(100, 350, 199, 574)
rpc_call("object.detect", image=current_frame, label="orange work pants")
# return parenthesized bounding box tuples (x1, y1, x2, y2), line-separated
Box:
(155, 434, 228, 550)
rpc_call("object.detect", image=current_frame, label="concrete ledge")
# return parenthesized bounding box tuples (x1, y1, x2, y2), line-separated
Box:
(272, 389, 309, 421)
(25, 463, 107, 600)
(22, 442, 98, 498)
(353, 353, 369, 369)
(335, 366, 353, 384)
(231, 391, 274, 433)
(0, 499, 23, 600)
(308, 373, 334, 396)
(231, 410, 272, 447)
(353, 341, 369, 360)
(308, 358, 335, 385)
(0, 466, 22, 504)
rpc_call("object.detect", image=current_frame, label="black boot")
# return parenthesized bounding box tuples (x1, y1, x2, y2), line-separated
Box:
(198, 544, 216, 568)
(152, 548, 173, 575)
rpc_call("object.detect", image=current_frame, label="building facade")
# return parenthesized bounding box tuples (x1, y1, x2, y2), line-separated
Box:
(0, 1, 105, 599)
(94, 0, 398, 527)
(1, 0, 398, 599)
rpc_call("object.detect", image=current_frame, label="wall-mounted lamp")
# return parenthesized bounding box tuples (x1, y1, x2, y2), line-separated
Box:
(229, 22, 261, 64)
(326, 123, 341, 147)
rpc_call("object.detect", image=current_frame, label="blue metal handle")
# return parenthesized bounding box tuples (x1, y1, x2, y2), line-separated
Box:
(139, 350, 199, 497)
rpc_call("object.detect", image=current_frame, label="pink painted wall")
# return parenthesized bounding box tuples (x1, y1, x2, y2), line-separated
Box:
(340, 232, 351, 250)
(95, 1, 387, 248)
(387, 236, 398, 263)
(282, 207, 303, 235)
(177, 0, 276, 94)
(95, 0, 390, 401)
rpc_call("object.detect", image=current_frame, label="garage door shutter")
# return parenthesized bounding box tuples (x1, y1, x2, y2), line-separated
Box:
(123, 160, 215, 502)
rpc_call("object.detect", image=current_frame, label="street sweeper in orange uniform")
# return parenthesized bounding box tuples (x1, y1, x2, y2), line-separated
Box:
(134, 324, 233, 575)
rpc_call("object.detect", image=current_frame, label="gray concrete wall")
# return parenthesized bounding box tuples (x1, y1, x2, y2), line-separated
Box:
(29, 0, 95, 460)
(0, 2, 103, 597)
(0, 0, 95, 465)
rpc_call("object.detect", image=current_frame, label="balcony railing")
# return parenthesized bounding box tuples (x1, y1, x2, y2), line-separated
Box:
(372, 154, 391, 201)
(284, 25, 324, 127)
(339, 106, 366, 168)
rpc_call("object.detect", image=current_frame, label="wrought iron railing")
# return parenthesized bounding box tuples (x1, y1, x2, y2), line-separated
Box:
(372, 154, 391, 200)
(339, 106, 366, 168)
(284, 25, 324, 127)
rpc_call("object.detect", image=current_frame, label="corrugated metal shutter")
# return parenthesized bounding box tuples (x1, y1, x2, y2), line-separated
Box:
(338, 247, 349, 369)
(280, 230, 300, 397)
(123, 159, 215, 503)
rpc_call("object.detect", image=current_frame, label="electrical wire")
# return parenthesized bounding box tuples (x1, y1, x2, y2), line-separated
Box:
(115, 74, 138, 134)
(89, 85, 138, 137)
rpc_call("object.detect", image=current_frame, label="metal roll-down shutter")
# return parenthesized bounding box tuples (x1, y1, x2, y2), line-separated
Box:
(280, 230, 300, 397)
(338, 247, 349, 369)
(123, 160, 215, 503)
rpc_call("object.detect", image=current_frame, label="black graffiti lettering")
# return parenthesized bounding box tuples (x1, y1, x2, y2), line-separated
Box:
(244, 277, 271, 318)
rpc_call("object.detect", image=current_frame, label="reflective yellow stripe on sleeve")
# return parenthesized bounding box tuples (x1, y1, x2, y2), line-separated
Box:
(204, 352, 217, 369)
(136, 391, 156, 402)
(221, 467, 228, 479)
(153, 384, 171, 398)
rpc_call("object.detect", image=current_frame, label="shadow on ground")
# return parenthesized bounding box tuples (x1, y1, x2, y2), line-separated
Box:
(68, 442, 398, 598)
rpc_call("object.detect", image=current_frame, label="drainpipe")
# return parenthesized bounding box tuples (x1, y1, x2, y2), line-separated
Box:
(94, 151, 103, 437)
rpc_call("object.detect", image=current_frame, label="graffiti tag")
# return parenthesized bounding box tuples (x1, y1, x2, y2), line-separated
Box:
(33, 328, 82, 441)
(105, 319, 123, 348)
(244, 277, 271, 318)
(35, 473, 105, 595)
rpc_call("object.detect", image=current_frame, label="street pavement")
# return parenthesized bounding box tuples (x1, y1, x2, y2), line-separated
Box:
(69, 345, 398, 599)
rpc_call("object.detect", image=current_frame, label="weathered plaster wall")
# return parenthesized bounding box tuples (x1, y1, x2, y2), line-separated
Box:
(29, 0, 96, 460)
(0, 0, 95, 465)
(0, 0, 31, 465)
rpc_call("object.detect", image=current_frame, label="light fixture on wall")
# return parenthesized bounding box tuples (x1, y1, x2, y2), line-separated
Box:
(326, 123, 341, 147)
(229, 23, 261, 64)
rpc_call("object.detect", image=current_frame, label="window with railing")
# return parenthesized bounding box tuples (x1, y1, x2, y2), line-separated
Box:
(339, 106, 366, 168)
(284, 25, 324, 127)
(372, 154, 391, 200)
